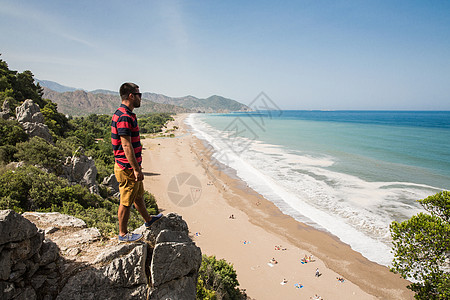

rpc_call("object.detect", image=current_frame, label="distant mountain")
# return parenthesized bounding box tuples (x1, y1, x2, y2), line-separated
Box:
(35, 79, 80, 93)
(90, 89, 118, 95)
(42, 87, 191, 116)
(142, 93, 249, 113)
(38, 80, 250, 115)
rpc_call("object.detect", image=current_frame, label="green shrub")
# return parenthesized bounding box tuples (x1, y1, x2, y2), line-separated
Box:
(14, 136, 65, 173)
(197, 255, 246, 300)
(390, 191, 450, 299)
(0, 118, 27, 147)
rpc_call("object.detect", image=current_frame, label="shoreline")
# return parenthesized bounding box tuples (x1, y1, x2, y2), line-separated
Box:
(141, 113, 413, 299)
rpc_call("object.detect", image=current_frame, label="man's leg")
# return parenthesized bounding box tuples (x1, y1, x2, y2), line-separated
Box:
(118, 204, 131, 236)
(134, 196, 151, 223)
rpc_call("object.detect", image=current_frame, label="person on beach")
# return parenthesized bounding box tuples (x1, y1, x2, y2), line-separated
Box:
(112, 82, 162, 242)
(315, 268, 321, 277)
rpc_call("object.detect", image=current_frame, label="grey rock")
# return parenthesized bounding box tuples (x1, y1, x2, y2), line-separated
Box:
(58, 228, 101, 250)
(0, 210, 38, 245)
(93, 243, 138, 264)
(9, 238, 35, 263)
(45, 227, 59, 234)
(156, 230, 191, 244)
(0, 110, 10, 120)
(63, 154, 99, 194)
(57, 245, 149, 300)
(102, 244, 148, 286)
(14, 286, 37, 300)
(151, 242, 202, 287)
(102, 174, 119, 194)
(0, 248, 12, 280)
(39, 239, 60, 266)
(65, 247, 80, 256)
(21, 122, 53, 143)
(28, 231, 44, 259)
(15, 99, 44, 123)
(12, 261, 27, 273)
(31, 274, 47, 290)
(0, 281, 15, 299)
(149, 276, 197, 300)
(24, 259, 39, 279)
(43, 262, 57, 271)
(23, 212, 87, 228)
(57, 268, 148, 300)
(2, 98, 11, 112)
(136, 213, 189, 244)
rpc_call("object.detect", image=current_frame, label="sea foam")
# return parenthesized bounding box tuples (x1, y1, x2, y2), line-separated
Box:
(185, 113, 442, 266)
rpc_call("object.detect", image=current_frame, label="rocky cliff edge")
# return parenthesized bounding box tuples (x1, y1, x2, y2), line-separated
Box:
(0, 210, 202, 300)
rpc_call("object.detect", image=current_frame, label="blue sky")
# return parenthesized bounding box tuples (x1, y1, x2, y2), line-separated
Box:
(1, 0, 449, 110)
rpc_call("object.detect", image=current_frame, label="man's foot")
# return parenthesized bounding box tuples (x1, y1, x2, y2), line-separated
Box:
(118, 232, 143, 243)
(145, 213, 163, 229)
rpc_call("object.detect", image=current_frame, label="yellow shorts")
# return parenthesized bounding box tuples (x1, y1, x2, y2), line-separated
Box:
(114, 163, 144, 207)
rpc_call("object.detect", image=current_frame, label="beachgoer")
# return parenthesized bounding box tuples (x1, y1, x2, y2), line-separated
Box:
(112, 82, 162, 243)
(315, 268, 320, 277)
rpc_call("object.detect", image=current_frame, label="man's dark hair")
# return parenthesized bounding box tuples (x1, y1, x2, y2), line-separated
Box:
(119, 82, 139, 100)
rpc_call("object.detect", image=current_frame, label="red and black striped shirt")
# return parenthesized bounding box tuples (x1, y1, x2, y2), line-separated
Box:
(111, 104, 142, 170)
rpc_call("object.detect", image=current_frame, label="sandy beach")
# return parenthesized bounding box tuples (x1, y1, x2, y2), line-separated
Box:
(141, 113, 414, 300)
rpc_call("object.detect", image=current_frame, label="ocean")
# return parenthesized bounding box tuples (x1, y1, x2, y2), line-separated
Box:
(185, 111, 450, 266)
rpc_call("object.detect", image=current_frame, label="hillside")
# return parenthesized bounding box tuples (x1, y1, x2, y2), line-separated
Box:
(42, 87, 191, 116)
(142, 92, 250, 113)
(39, 80, 250, 115)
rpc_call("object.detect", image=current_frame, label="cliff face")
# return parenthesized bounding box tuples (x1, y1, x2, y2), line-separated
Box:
(0, 210, 202, 300)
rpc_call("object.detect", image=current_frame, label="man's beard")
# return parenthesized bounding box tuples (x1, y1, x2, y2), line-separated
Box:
(134, 100, 141, 108)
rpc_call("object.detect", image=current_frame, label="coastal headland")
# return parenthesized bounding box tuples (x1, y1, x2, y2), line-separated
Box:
(142, 113, 414, 299)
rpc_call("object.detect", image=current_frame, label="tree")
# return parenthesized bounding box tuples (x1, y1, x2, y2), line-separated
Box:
(14, 136, 65, 173)
(197, 255, 246, 300)
(390, 191, 450, 299)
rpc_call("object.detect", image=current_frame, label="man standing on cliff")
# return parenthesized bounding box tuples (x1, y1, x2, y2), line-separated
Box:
(111, 82, 162, 242)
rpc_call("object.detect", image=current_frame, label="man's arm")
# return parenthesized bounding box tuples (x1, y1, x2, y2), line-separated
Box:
(120, 135, 143, 181)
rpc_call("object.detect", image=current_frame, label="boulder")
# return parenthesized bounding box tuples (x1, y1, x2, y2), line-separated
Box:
(156, 229, 191, 244)
(0, 210, 38, 245)
(2, 97, 11, 112)
(63, 153, 99, 194)
(38, 239, 60, 266)
(15, 99, 44, 123)
(136, 213, 189, 244)
(20, 122, 53, 143)
(148, 276, 197, 300)
(23, 212, 87, 229)
(14, 99, 53, 143)
(57, 244, 149, 300)
(93, 243, 138, 265)
(102, 244, 148, 286)
(0, 248, 12, 280)
(101, 174, 119, 194)
(0, 111, 10, 120)
(150, 241, 202, 287)
(58, 228, 101, 250)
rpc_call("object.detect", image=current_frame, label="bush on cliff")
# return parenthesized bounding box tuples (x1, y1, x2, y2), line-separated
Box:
(0, 118, 28, 164)
(390, 191, 450, 300)
(0, 165, 158, 236)
(14, 136, 66, 173)
(197, 255, 247, 300)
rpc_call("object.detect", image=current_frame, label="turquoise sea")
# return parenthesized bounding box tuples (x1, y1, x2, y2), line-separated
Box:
(185, 111, 450, 266)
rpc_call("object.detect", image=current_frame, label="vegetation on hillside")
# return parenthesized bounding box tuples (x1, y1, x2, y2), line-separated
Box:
(390, 191, 450, 299)
(197, 255, 247, 300)
(0, 57, 168, 235)
(1, 57, 245, 298)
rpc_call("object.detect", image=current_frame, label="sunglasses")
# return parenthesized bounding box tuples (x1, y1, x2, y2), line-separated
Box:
(132, 92, 142, 97)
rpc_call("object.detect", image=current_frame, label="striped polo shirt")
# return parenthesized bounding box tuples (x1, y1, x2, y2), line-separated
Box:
(111, 104, 142, 170)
